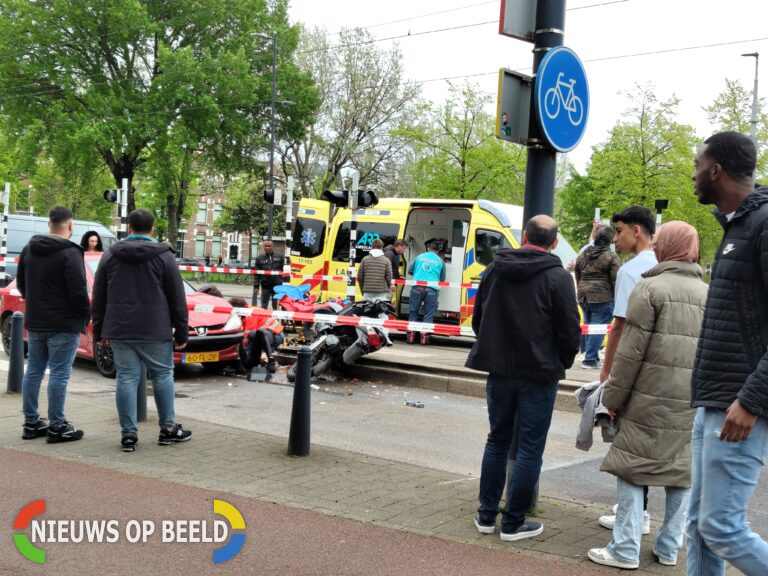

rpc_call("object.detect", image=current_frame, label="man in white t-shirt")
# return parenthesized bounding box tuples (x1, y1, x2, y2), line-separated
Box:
(595, 205, 657, 534)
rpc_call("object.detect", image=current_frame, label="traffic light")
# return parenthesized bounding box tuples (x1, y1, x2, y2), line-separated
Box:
(321, 190, 348, 207)
(264, 188, 274, 204)
(321, 190, 379, 209)
(357, 190, 378, 208)
(103, 189, 119, 203)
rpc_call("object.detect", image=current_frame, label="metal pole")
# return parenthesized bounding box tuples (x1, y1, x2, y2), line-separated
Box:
(283, 176, 294, 283)
(287, 346, 311, 456)
(745, 52, 760, 146)
(267, 34, 277, 240)
(0, 183, 9, 286)
(347, 174, 359, 303)
(119, 178, 128, 240)
(522, 0, 566, 227)
(7, 312, 24, 393)
(137, 365, 148, 422)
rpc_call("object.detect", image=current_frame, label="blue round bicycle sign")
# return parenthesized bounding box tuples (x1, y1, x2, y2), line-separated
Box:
(534, 46, 589, 152)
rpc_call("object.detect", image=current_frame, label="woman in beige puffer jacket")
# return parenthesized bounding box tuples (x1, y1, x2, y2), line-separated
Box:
(587, 221, 708, 570)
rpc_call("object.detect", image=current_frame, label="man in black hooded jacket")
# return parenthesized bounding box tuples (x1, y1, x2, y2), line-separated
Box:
(92, 209, 191, 452)
(18, 206, 90, 443)
(467, 215, 580, 542)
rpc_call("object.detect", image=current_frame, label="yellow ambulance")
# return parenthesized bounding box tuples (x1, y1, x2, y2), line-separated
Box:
(289, 198, 577, 329)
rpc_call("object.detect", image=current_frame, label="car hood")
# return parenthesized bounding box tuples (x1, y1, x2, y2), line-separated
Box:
(185, 292, 234, 330)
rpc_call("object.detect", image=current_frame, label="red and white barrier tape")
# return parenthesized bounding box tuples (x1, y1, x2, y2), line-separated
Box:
(178, 265, 288, 276)
(581, 324, 612, 335)
(188, 304, 476, 337)
(178, 265, 478, 289)
(0, 257, 18, 263)
(392, 278, 479, 289)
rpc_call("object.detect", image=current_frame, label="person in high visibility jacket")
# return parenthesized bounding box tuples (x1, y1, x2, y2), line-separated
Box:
(229, 297, 284, 373)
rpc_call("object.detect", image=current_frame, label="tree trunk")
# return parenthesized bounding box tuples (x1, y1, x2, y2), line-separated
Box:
(166, 151, 192, 247)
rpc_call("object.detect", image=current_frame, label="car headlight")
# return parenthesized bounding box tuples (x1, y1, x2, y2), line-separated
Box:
(223, 313, 242, 332)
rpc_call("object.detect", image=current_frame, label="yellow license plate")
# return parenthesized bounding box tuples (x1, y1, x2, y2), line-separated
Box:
(182, 352, 220, 363)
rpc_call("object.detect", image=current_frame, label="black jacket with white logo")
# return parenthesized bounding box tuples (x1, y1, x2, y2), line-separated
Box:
(691, 190, 768, 417)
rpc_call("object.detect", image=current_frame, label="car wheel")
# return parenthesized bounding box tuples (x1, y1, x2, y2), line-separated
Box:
(2, 314, 12, 356)
(95, 341, 117, 378)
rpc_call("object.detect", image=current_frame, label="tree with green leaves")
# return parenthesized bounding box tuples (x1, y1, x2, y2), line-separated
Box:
(558, 86, 722, 262)
(704, 78, 768, 178)
(400, 83, 527, 202)
(280, 26, 421, 197)
(0, 0, 318, 244)
(213, 177, 283, 263)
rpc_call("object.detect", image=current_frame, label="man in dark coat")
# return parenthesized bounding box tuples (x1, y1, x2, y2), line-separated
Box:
(686, 131, 768, 576)
(92, 209, 192, 452)
(467, 215, 580, 542)
(383, 239, 407, 280)
(18, 206, 90, 443)
(253, 240, 284, 309)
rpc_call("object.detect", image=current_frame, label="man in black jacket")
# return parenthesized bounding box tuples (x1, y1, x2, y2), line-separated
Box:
(18, 206, 89, 443)
(467, 215, 580, 542)
(383, 240, 407, 280)
(686, 131, 768, 575)
(92, 209, 191, 452)
(253, 240, 284, 309)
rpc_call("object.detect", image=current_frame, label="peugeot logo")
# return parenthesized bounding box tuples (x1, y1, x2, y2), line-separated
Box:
(195, 327, 208, 336)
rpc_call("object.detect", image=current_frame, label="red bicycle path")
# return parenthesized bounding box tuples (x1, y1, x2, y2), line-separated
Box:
(0, 448, 601, 576)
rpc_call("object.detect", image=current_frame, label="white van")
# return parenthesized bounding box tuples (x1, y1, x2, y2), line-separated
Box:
(3, 215, 117, 279)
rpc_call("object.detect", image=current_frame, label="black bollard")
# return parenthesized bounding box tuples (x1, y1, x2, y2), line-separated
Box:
(287, 346, 311, 456)
(137, 363, 147, 422)
(6, 312, 24, 393)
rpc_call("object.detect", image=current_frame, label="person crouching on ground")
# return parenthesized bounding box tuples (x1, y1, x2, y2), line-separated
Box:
(587, 221, 707, 570)
(229, 297, 284, 374)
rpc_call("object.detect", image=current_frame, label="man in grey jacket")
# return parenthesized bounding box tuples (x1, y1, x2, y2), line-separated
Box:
(358, 238, 393, 302)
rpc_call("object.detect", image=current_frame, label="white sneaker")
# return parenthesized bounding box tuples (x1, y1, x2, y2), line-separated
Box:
(598, 504, 651, 534)
(588, 547, 639, 569)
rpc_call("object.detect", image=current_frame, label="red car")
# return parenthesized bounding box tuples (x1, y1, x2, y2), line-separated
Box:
(0, 253, 243, 377)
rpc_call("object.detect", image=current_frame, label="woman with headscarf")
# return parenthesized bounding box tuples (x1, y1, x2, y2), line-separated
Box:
(587, 221, 709, 570)
(574, 225, 621, 369)
(80, 231, 103, 253)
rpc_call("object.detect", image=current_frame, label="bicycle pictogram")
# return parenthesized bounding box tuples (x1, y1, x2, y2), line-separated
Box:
(544, 72, 584, 127)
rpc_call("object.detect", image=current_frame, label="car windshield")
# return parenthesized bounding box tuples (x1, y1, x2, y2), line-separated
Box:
(85, 257, 196, 294)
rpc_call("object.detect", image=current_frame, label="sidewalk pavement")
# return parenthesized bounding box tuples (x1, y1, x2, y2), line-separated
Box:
(0, 389, 705, 575)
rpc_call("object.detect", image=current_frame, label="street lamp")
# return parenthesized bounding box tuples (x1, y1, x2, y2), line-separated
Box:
(742, 52, 760, 146)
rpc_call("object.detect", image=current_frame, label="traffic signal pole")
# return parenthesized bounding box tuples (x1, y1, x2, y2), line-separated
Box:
(522, 0, 566, 227)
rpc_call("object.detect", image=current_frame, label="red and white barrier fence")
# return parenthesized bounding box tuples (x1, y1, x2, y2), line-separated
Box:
(178, 264, 478, 289)
(581, 324, 612, 335)
(188, 303, 476, 337)
(0, 257, 18, 263)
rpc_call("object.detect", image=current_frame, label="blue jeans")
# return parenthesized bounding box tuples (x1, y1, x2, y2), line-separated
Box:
(111, 340, 176, 434)
(22, 331, 80, 427)
(408, 286, 438, 323)
(478, 375, 558, 532)
(607, 478, 689, 564)
(686, 407, 768, 576)
(582, 300, 613, 365)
